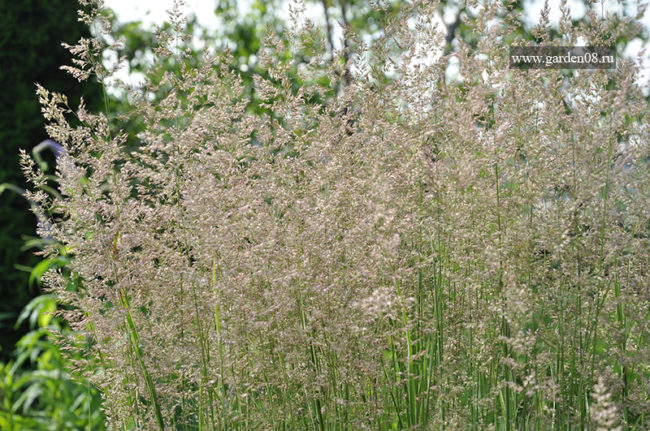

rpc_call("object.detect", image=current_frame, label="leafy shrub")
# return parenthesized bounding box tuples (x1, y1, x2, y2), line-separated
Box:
(23, 0, 649, 429)
(0, 293, 105, 430)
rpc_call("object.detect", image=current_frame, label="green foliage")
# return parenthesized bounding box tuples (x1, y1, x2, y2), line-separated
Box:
(0, 294, 105, 430)
(110, 0, 406, 118)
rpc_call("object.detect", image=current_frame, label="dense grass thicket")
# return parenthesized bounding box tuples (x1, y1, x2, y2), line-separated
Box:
(22, 0, 649, 429)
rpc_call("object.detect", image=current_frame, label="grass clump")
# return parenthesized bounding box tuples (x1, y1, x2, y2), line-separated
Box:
(23, 0, 649, 429)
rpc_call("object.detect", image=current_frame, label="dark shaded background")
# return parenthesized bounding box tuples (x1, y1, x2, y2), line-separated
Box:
(0, 0, 100, 360)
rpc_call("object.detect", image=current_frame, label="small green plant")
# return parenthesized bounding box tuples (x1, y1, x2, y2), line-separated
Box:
(0, 292, 105, 430)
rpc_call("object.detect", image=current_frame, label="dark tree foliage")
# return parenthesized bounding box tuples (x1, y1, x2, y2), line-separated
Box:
(0, 0, 101, 360)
